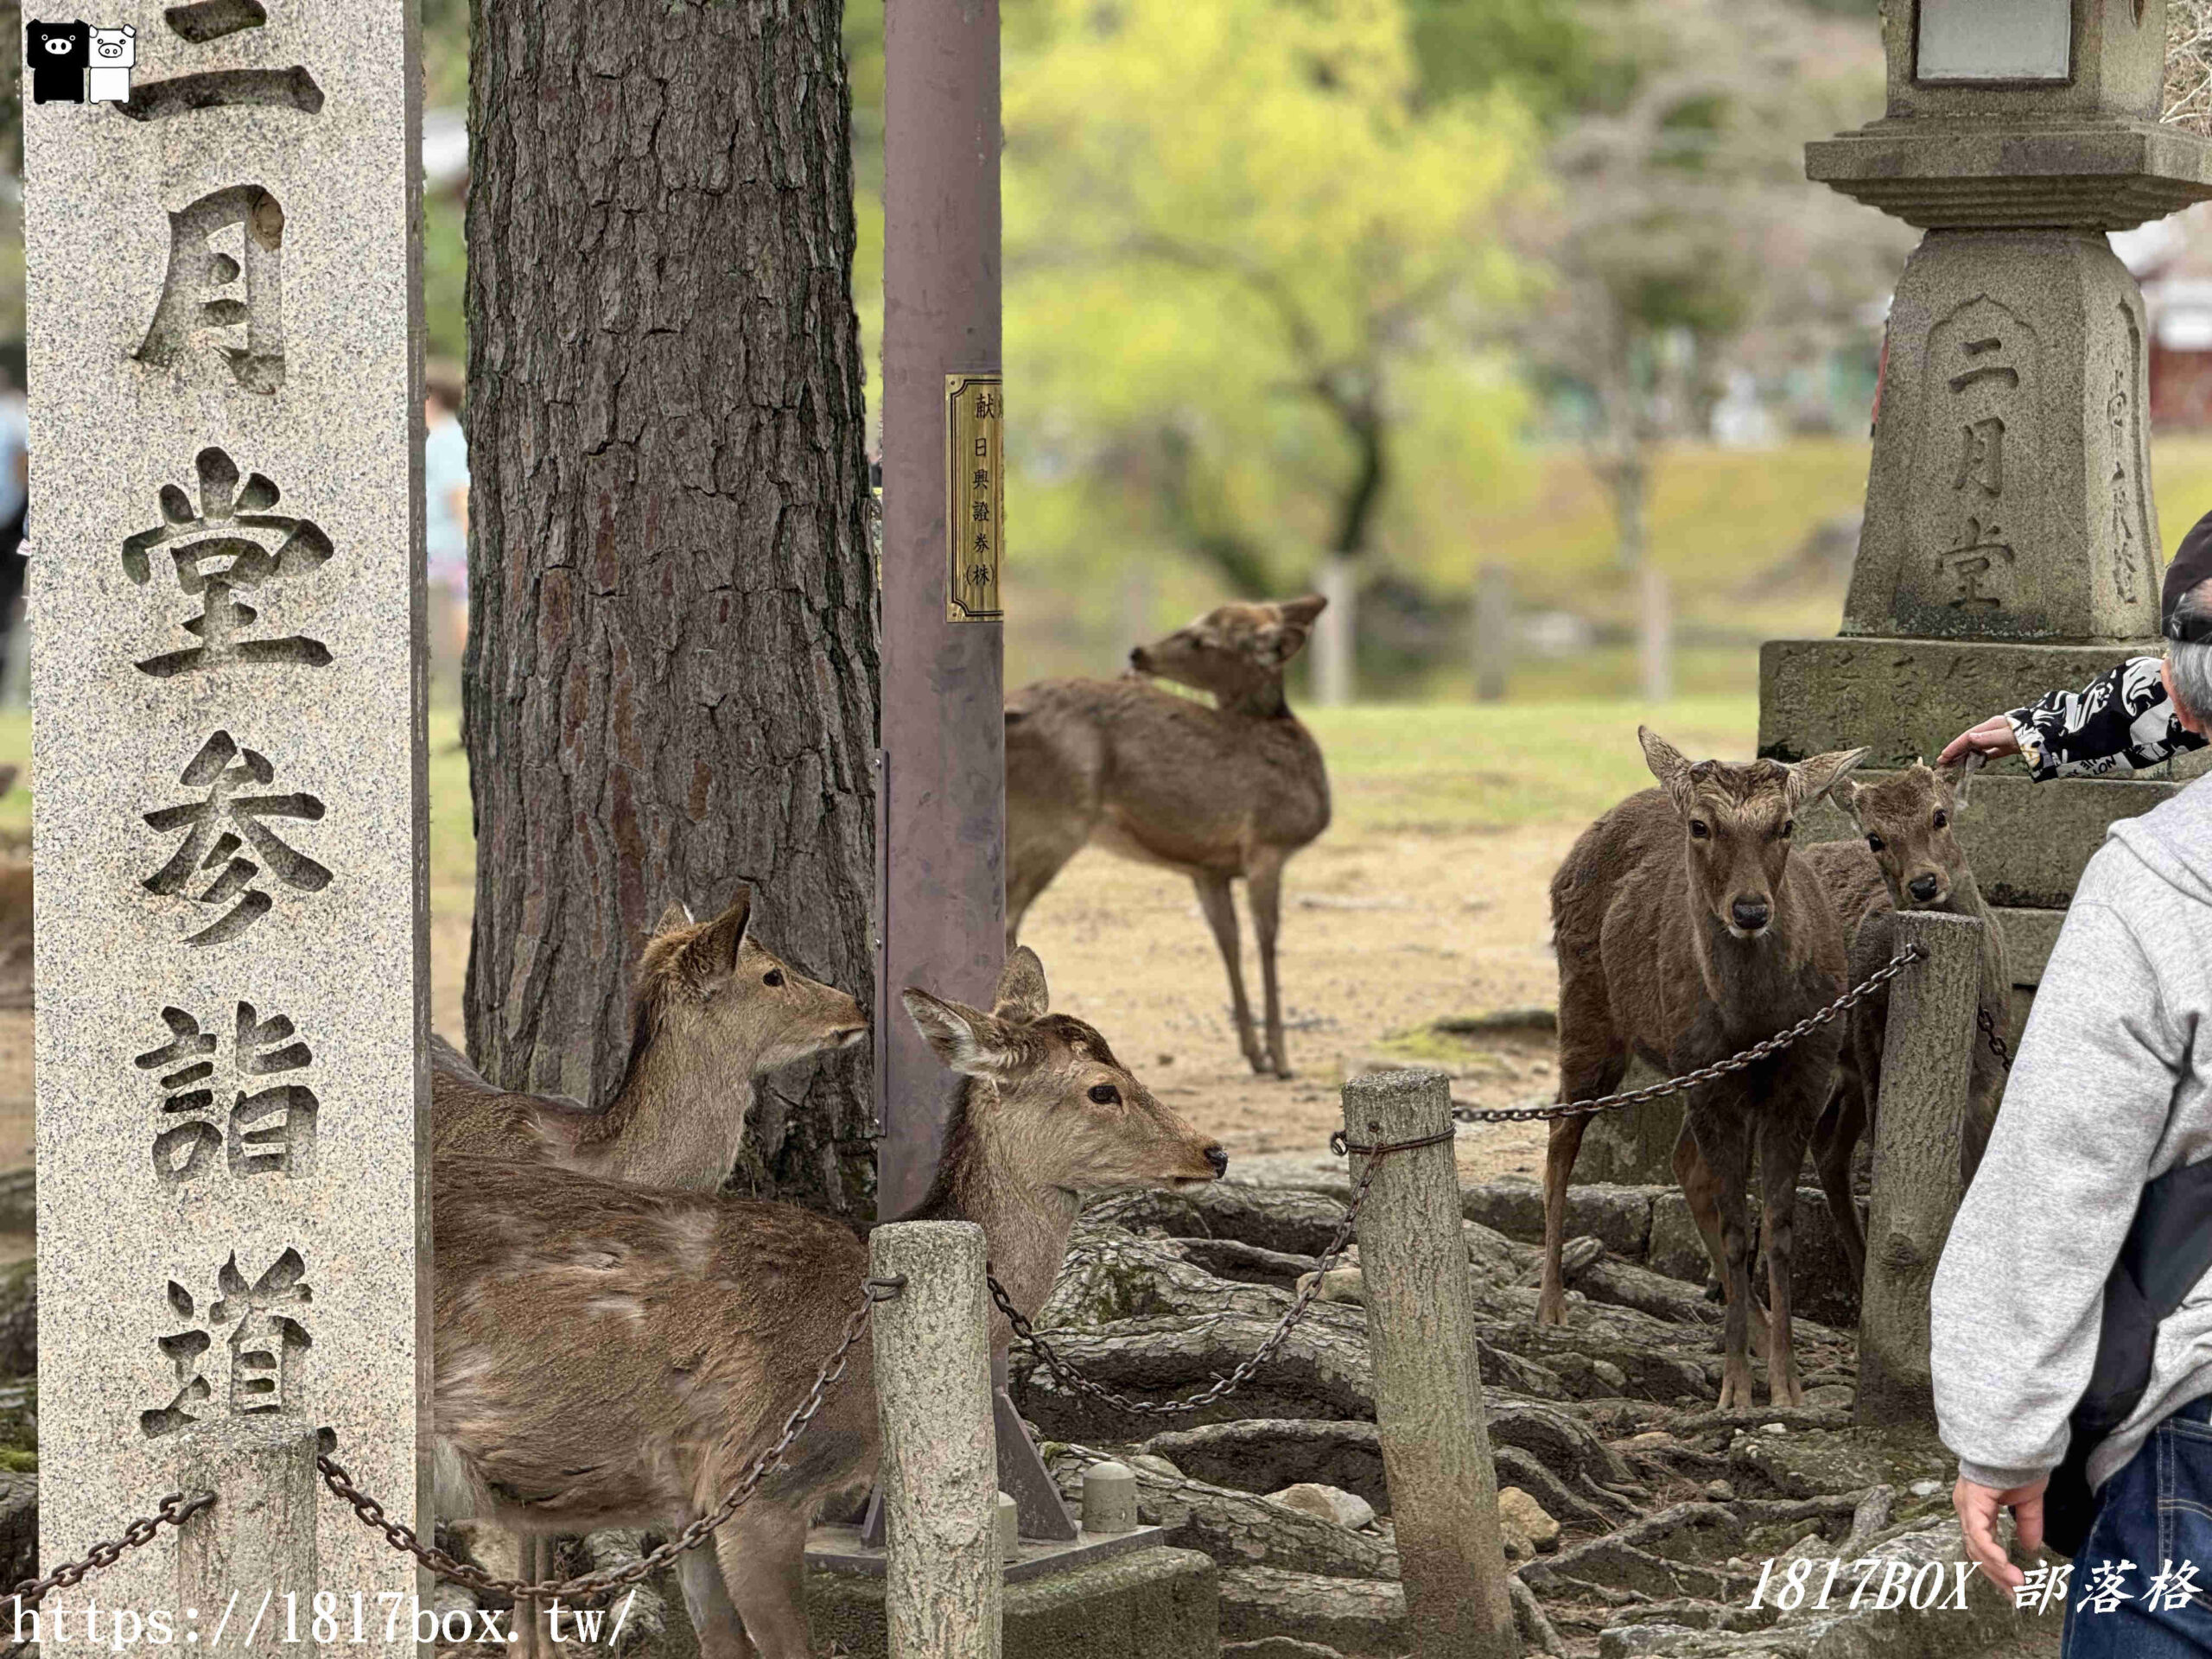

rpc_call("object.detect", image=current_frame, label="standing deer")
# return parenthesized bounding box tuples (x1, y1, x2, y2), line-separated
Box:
(433, 948, 1226, 1659)
(1005, 595, 1330, 1077)
(1540, 730, 1865, 1408)
(1802, 760, 2010, 1287)
(432, 886, 867, 1189)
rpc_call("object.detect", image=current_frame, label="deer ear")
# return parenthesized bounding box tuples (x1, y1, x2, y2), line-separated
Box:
(1276, 594, 1327, 628)
(653, 899, 696, 937)
(689, 887, 753, 973)
(992, 947, 1051, 1022)
(1786, 747, 1869, 812)
(1833, 777, 1863, 818)
(1638, 728, 1695, 815)
(901, 988, 1019, 1077)
(1255, 624, 1309, 666)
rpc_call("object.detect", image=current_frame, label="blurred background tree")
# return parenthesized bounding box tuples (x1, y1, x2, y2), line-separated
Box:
(997, 0, 1535, 704)
(1516, 0, 1913, 702)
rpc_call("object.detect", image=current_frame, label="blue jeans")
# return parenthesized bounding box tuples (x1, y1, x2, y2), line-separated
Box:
(2063, 1394, 2212, 1656)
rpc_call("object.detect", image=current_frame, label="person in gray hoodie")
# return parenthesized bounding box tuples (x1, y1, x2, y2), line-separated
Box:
(1933, 558, 2212, 1656)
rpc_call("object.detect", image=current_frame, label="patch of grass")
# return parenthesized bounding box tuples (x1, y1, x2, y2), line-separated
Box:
(1305, 694, 1758, 834)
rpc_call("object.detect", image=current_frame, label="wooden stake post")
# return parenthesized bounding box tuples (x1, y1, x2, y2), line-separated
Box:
(1341, 1071, 1519, 1657)
(1856, 910, 1984, 1427)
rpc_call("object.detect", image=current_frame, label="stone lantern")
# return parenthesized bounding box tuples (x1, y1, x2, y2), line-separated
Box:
(1764, 0, 2212, 1009)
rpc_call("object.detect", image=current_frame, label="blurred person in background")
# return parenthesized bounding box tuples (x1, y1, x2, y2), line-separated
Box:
(424, 364, 469, 707)
(0, 347, 30, 697)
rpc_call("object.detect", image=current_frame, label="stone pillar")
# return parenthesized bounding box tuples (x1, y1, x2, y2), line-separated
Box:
(22, 0, 427, 1636)
(1472, 563, 1510, 703)
(1764, 0, 2212, 1000)
(1856, 912, 1982, 1428)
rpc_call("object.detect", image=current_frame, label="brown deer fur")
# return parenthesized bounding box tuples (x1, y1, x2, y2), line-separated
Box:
(1541, 730, 1866, 1409)
(1005, 595, 1330, 1077)
(431, 887, 866, 1190)
(433, 949, 1224, 1659)
(1802, 761, 2011, 1287)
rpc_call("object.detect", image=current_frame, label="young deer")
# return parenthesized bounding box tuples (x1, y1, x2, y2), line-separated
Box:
(432, 887, 868, 1189)
(1541, 730, 1865, 1408)
(1006, 595, 1330, 1077)
(432, 948, 1226, 1659)
(1803, 760, 2010, 1287)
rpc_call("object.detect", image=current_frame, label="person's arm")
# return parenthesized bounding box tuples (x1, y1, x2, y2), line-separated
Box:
(1938, 655, 2205, 780)
(1931, 887, 2183, 1582)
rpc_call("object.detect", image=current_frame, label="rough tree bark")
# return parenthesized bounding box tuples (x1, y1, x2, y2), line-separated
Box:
(461, 0, 878, 1215)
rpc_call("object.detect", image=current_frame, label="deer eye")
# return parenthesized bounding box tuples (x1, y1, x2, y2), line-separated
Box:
(762, 969, 784, 988)
(1778, 820, 1795, 840)
(1688, 820, 1709, 840)
(1087, 1084, 1121, 1105)
(1932, 810, 1948, 830)
(1866, 834, 1885, 853)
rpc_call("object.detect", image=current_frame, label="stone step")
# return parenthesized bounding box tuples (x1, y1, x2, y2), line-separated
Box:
(1759, 636, 2203, 776)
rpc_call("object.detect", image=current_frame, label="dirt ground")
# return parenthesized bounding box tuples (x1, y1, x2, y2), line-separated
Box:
(1012, 819, 1577, 1188)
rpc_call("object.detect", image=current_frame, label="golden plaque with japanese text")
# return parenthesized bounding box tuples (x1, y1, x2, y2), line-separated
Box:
(946, 372, 1004, 622)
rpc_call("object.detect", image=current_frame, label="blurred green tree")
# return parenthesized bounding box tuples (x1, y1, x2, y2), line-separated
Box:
(1001, 0, 1536, 702)
(1514, 0, 1908, 700)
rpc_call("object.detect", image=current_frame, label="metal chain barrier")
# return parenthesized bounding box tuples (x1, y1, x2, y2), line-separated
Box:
(1445, 944, 1927, 1125)
(991, 1136, 1388, 1417)
(320, 1279, 902, 1601)
(1977, 1005, 2014, 1071)
(3, 1489, 216, 1625)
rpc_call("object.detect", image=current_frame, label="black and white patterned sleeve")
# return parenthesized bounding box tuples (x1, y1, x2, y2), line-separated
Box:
(2003, 655, 2208, 779)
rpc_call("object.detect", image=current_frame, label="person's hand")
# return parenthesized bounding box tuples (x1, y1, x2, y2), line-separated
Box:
(1955, 1473, 2046, 1589)
(1938, 716, 2021, 768)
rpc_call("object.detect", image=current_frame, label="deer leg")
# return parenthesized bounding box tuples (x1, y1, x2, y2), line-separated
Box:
(1192, 872, 1266, 1074)
(1689, 1103, 1758, 1410)
(1674, 1118, 1769, 1360)
(676, 1544, 753, 1659)
(1759, 1088, 1821, 1408)
(1812, 1077, 1868, 1292)
(711, 1503, 814, 1659)
(1538, 1040, 1627, 1325)
(1249, 849, 1292, 1078)
(1537, 1114, 1590, 1327)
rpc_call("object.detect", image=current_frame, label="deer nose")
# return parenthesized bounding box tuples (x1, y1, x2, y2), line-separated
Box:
(1730, 898, 1770, 933)
(1128, 646, 1151, 671)
(1907, 874, 1940, 904)
(1204, 1145, 1229, 1177)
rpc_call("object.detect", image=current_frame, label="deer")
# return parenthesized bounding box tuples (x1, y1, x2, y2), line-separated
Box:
(431, 886, 868, 1190)
(1005, 594, 1330, 1077)
(1539, 729, 1866, 1409)
(432, 947, 1227, 1659)
(1802, 760, 2011, 1289)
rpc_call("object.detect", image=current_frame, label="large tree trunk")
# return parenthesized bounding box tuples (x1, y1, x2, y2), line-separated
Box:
(461, 0, 879, 1216)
